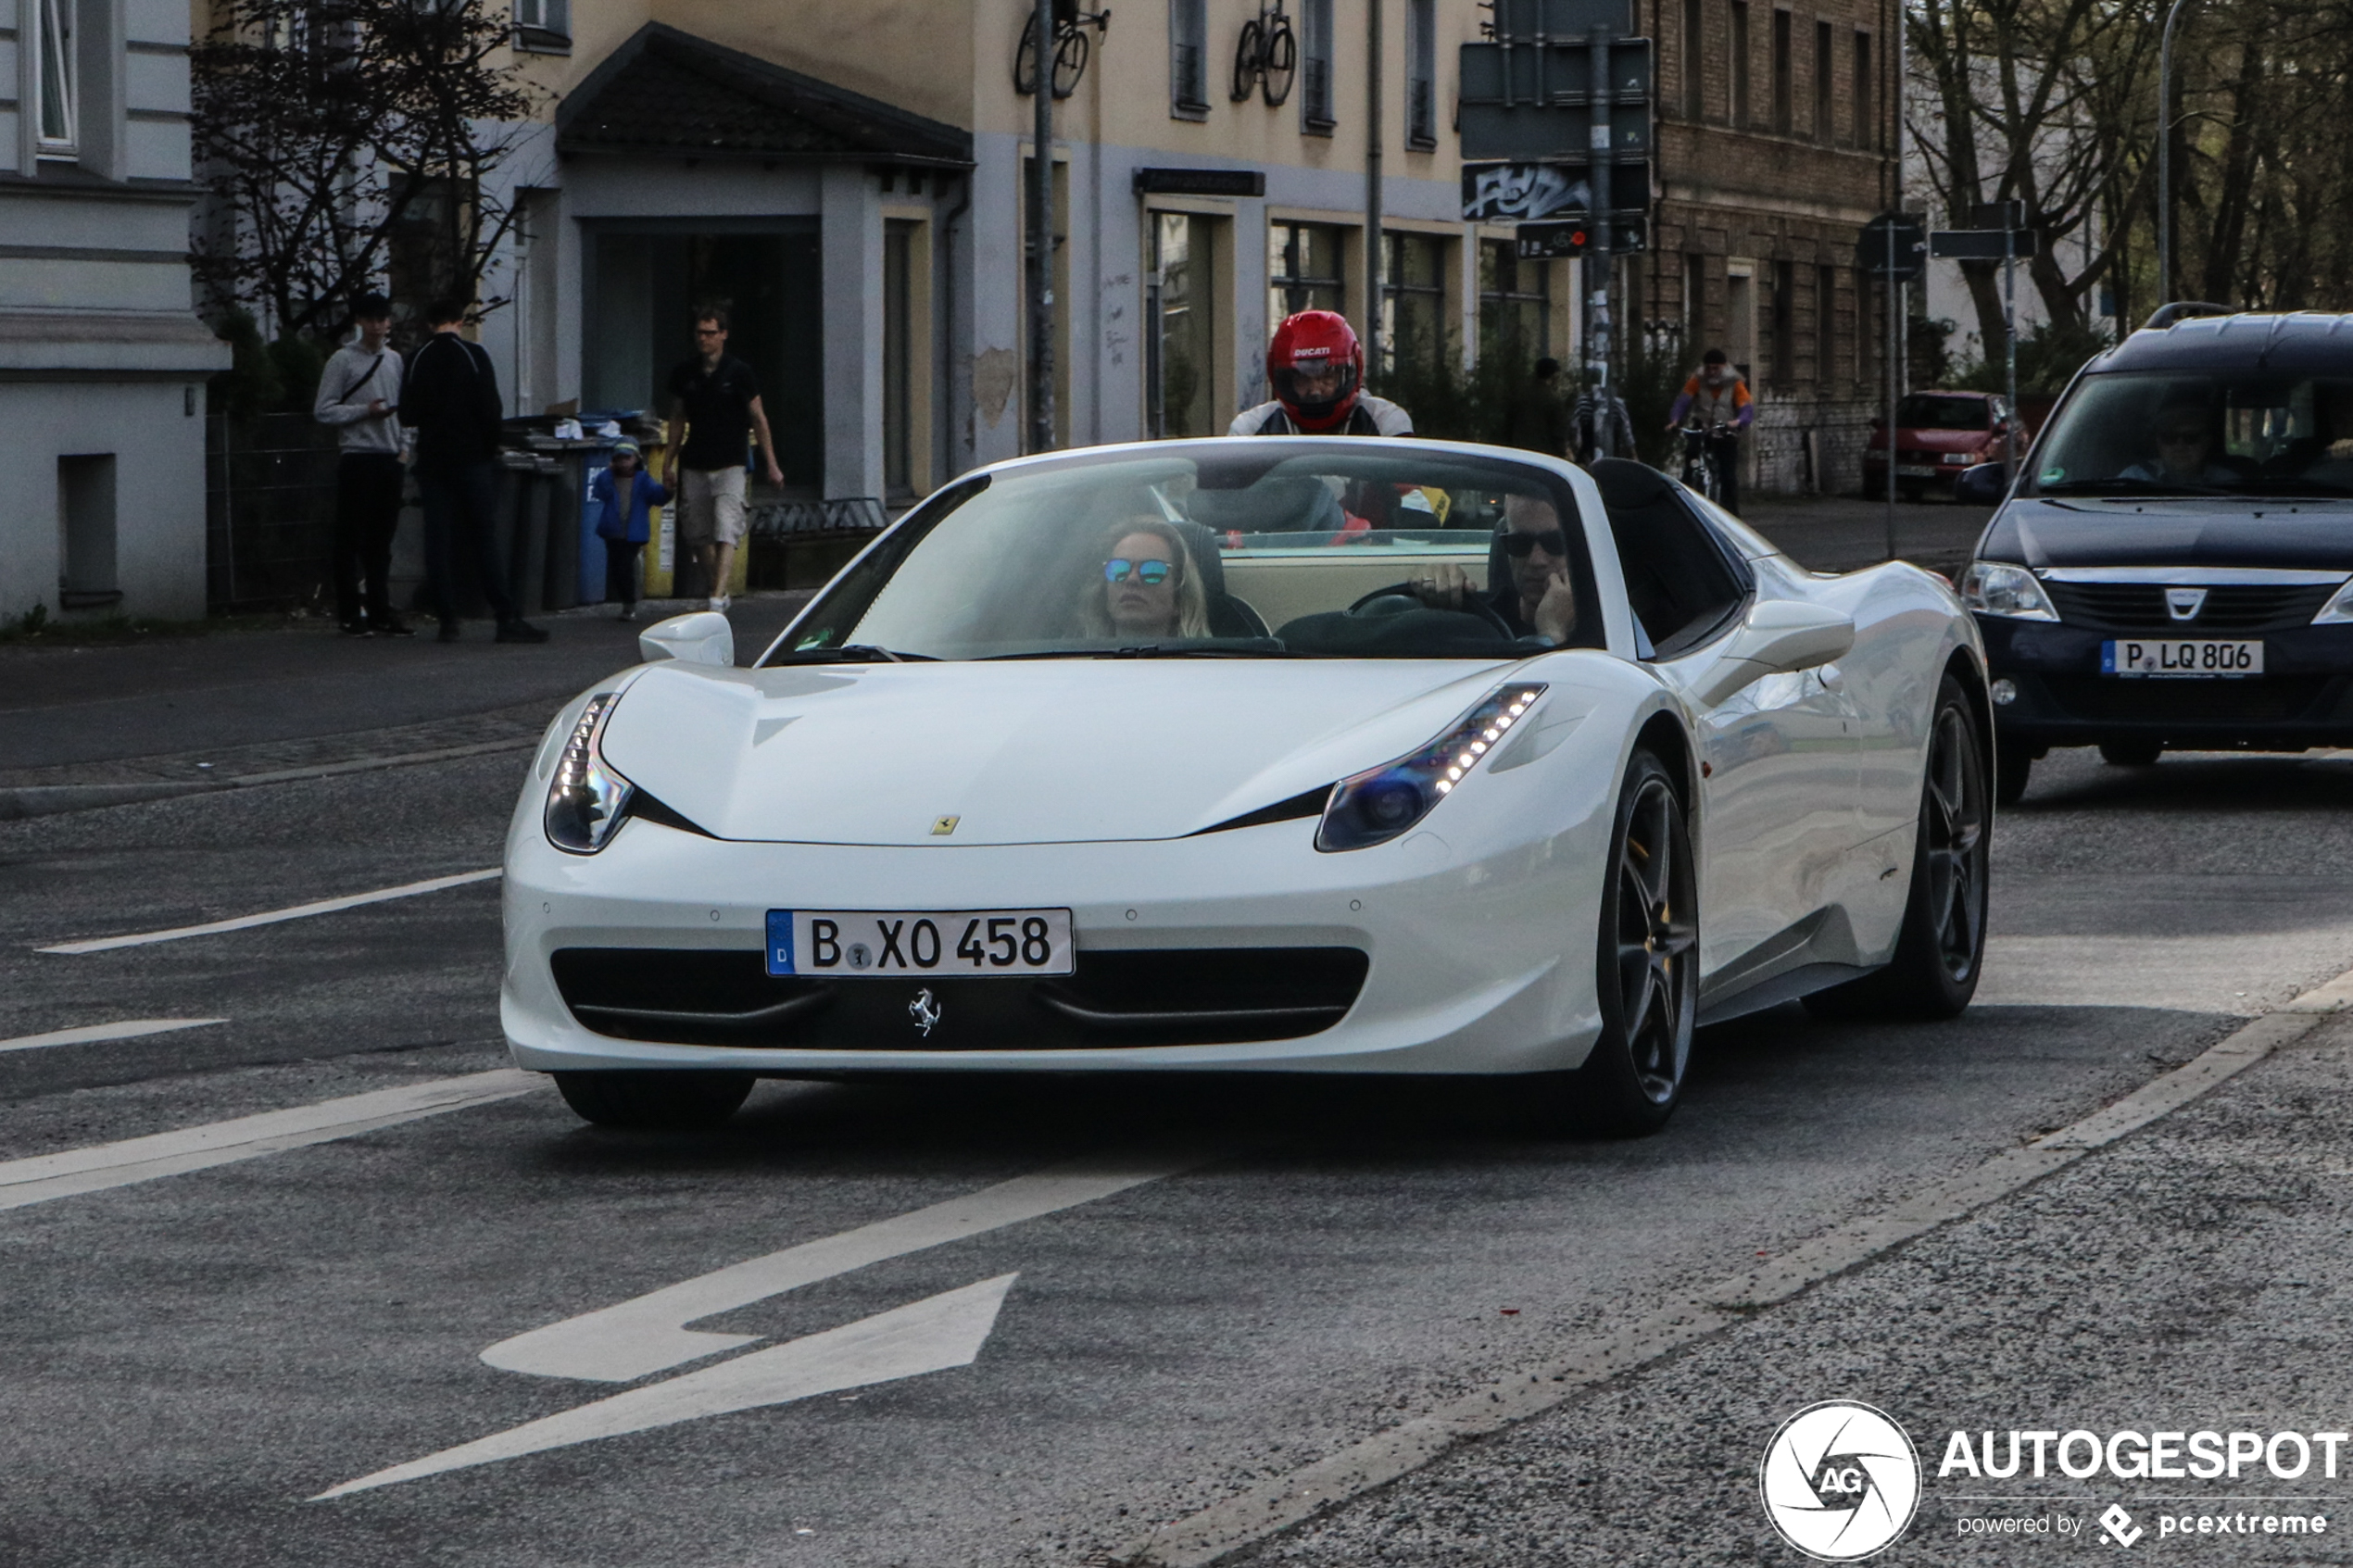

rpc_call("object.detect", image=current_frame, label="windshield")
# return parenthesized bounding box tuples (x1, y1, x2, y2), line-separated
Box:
(765, 445, 1604, 662)
(1897, 394, 1993, 430)
(2029, 371, 2353, 497)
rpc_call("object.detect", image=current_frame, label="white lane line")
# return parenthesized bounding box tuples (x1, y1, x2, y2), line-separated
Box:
(36, 869, 501, 955)
(483, 1147, 1220, 1383)
(1120, 979, 2353, 1568)
(317, 1273, 1018, 1499)
(0, 1018, 227, 1054)
(0, 1069, 541, 1212)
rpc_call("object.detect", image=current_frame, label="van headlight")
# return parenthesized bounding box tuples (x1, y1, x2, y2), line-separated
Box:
(545, 693, 635, 854)
(1317, 684, 1547, 852)
(1960, 561, 2059, 621)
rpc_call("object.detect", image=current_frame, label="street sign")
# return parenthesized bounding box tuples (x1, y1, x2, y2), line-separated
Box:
(1457, 38, 1654, 161)
(1465, 161, 1649, 221)
(1930, 228, 2041, 260)
(1516, 216, 1646, 257)
(1857, 213, 1927, 282)
(1969, 199, 2028, 231)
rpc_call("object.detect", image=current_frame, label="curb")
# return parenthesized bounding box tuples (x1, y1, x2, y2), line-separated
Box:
(1117, 975, 2353, 1567)
(0, 736, 536, 822)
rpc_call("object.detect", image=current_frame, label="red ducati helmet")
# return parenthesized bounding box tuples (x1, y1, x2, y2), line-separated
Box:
(1267, 309, 1365, 432)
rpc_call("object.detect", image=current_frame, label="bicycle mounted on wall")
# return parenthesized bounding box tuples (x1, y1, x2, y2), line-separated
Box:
(1231, 0, 1296, 106)
(1013, 0, 1112, 99)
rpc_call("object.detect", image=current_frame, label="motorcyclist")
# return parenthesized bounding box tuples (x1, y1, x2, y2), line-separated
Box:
(1665, 347, 1755, 514)
(1230, 310, 1414, 436)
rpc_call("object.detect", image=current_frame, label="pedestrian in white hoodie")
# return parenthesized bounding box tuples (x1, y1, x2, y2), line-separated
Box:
(313, 291, 411, 635)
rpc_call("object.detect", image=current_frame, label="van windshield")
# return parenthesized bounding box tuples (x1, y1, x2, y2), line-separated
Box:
(2029, 372, 2353, 497)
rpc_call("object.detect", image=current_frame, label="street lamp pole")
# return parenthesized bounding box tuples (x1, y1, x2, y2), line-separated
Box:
(1027, 0, 1057, 454)
(2157, 0, 2191, 304)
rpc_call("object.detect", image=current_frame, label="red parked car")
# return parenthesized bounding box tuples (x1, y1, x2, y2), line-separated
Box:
(1863, 391, 2020, 501)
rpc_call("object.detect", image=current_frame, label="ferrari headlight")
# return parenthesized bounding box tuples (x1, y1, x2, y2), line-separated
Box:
(545, 692, 635, 854)
(2312, 579, 2353, 624)
(1960, 561, 2058, 621)
(1316, 683, 1547, 852)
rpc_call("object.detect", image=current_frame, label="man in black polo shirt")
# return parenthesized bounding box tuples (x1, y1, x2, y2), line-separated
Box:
(664, 307, 784, 611)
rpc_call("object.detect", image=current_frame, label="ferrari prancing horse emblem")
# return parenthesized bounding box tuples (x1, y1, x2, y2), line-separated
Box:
(910, 988, 943, 1035)
(932, 815, 961, 835)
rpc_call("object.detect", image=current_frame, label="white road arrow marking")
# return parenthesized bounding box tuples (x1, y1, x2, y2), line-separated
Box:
(314, 1272, 1019, 1499)
(483, 1147, 1212, 1383)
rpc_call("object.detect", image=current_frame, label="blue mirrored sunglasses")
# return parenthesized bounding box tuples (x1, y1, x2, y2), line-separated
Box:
(1104, 558, 1175, 586)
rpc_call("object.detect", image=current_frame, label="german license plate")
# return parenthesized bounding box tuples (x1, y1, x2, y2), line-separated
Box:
(766, 909, 1075, 977)
(2100, 638, 2264, 678)
(1894, 464, 1939, 479)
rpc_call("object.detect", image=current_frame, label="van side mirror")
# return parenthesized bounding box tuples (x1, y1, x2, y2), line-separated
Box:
(1955, 462, 2009, 507)
(638, 611, 735, 668)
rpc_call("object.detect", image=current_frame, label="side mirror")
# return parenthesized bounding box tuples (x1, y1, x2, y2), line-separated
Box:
(1689, 600, 1856, 707)
(638, 611, 735, 668)
(1955, 461, 2009, 506)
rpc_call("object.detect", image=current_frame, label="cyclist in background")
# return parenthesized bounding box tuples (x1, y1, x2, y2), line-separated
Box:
(1666, 347, 1754, 514)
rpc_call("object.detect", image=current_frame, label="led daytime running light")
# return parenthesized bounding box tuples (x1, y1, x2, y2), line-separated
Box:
(544, 692, 635, 854)
(1316, 684, 1547, 852)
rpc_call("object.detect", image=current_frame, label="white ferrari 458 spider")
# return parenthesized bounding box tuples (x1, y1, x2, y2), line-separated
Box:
(503, 439, 1990, 1135)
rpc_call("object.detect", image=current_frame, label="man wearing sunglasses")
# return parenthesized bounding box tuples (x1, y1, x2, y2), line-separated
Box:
(1403, 495, 1579, 646)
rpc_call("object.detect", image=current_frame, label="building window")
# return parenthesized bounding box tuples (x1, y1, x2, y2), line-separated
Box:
(1853, 265, 1875, 383)
(1684, 252, 1708, 344)
(513, 0, 571, 51)
(1382, 232, 1447, 371)
(1681, 0, 1705, 119)
(1770, 9, 1792, 135)
(884, 222, 913, 497)
(32, 0, 78, 157)
(1170, 0, 1208, 119)
(1729, 1, 1751, 130)
(1301, 0, 1335, 132)
(1269, 220, 1346, 324)
(1852, 31, 1873, 149)
(1478, 239, 1549, 367)
(1406, 0, 1438, 149)
(1150, 212, 1218, 437)
(1816, 263, 1837, 384)
(1814, 20, 1834, 143)
(1770, 259, 1793, 388)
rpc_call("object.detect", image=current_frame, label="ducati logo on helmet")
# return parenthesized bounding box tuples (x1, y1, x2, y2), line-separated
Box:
(1268, 309, 1364, 433)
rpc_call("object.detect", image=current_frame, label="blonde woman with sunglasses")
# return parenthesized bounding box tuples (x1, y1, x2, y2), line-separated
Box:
(1078, 518, 1212, 641)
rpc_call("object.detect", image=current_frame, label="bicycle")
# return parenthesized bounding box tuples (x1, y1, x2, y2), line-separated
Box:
(1679, 421, 1730, 504)
(1231, 0, 1297, 106)
(1013, 0, 1110, 100)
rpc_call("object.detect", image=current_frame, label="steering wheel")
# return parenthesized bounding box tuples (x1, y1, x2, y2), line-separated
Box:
(1348, 582, 1516, 641)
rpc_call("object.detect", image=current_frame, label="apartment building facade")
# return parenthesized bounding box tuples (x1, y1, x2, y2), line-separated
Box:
(470, 0, 1583, 508)
(1, 0, 224, 620)
(1637, 0, 1898, 491)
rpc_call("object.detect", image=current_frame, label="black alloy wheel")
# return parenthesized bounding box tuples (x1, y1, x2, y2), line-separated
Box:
(1566, 750, 1699, 1135)
(1807, 673, 1990, 1020)
(554, 1070, 755, 1130)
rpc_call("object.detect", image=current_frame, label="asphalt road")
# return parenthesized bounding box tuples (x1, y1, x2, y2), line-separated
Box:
(3, 738, 2350, 1566)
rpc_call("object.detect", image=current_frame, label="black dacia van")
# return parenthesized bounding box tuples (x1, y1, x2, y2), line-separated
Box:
(1957, 307, 2353, 803)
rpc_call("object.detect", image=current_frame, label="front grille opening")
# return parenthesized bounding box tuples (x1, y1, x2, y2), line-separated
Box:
(2043, 674, 2332, 723)
(550, 946, 1371, 1051)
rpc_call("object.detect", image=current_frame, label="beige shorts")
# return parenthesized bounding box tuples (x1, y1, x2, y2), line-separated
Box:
(679, 465, 748, 547)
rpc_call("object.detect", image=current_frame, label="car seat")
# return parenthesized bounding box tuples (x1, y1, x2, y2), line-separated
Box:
(1169, 519, 1272, 638)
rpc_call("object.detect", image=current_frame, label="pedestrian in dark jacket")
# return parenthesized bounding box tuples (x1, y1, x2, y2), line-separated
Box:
(587, 440, 668, 621)
(396, 296, 547, 644)
(313, 290, 411, 636)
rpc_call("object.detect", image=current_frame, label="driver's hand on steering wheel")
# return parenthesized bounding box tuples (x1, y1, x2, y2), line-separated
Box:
(1407, 562, 1478, 611)
(1532, 570, 1578, 646)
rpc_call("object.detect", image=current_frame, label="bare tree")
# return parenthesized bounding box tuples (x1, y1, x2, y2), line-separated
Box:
(192, 0, 541, 343)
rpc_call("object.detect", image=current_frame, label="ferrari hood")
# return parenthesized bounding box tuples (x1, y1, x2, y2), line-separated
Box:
(597, 658, 1567, 845)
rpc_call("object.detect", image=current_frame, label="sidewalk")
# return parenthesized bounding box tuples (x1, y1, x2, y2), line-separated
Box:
(0, 595, 810, 819)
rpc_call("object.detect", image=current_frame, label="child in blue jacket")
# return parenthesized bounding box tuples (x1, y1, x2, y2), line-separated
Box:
(587, 440, 670, 621)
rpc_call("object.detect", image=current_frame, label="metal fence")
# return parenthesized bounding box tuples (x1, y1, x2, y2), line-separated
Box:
(205, 412, 341, 612)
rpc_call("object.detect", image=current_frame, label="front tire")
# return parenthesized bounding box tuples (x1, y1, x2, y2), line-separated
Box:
(1566, 750, 1699, 1135)
(554, 1071, 755, 1130)
(1994, 742, 2032, 807)
(1806, 674, 1989, 1020)
(2099, 740, 2162, 767)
